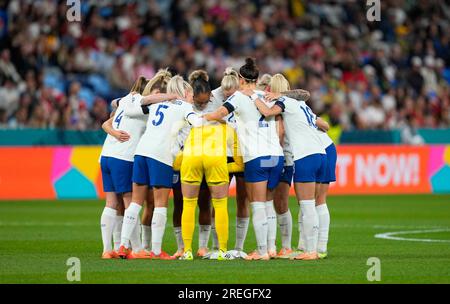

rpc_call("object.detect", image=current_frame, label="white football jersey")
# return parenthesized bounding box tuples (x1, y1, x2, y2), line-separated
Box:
(283, 136, 294, 167)
(275, 97, 325, 161)
(100, 93, 147, 162)
(172, 125, 190, 159)
(224, 90, 283, 163)
(317, 129, 333, 149)
(210, 88, 225, 110)
(211, 87, 237, 157)
(211, 87, 236, 127)
(134, 100, 199, 166)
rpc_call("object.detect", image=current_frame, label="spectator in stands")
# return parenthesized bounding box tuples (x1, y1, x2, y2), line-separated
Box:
(0, 78, 20, 118)
(400, 115, 425, 145)
(0, 49, 21, 83)
(0, 0, 448, 134)
(0, 109, 7, 128)
(90, 98, 109, 130)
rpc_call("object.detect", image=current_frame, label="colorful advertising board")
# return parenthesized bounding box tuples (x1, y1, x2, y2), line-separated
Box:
(0, 145, 449, 200)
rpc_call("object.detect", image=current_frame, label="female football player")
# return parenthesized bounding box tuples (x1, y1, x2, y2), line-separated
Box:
(99, 76, 148, 259)
(100, 71, 180, 259)
(313, 129, 335, 259)
(251, 74, 330, 260)
(265, 76, 333, 259)
(118, 75, 202, 260)
(206, 68, 249, 259)
(205, 58, 285, 261)
(179, 70, 243, 261)
(171, 70, 218, 259)
(246, 73, 314, 258)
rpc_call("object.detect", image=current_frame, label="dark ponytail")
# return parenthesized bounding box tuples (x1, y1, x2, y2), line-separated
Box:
(239, 57, 259, 83)
(188, 70, 211, 96)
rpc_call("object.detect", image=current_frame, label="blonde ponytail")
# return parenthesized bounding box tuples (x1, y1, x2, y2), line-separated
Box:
(142, 68, 172, 96)
(221, 67, 239, 91)
(256, 74, 272, 91)
(269, 73, 290, 93)
(167, 75, 193, 97)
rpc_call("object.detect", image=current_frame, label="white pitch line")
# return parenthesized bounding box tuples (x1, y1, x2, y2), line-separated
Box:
(374, 229, 450, 243)
(372, 225, 447, 229)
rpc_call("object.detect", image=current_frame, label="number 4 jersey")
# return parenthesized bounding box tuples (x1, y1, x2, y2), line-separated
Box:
(100, 93, 148, 162)
(275, 97, 326, 161)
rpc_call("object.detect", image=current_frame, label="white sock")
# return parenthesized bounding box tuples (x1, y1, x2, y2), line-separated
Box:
(174, 226, 184, 251)
(130, 216, 143, 252)
(141, 224, 151, 250)
(235, 217, 249, 251)
(298, 208, 305, 251)
(277, 210, 292, 250)
(316, 204, 330, 253)
(265, 200, 277, 251)
(113, 215, 123, 251)
(199, 225, 211, 249)
(120, 202, 141, 249)
(211, 218, 219, 250)
(252, 202, 268, 255)
(100, 207, 117, 252)
(300, 200, 319, 253)
(151, 207, 167, 255)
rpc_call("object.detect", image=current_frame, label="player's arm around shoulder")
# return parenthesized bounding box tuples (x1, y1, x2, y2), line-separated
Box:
(205, 91, 239, 122)
(281, 89, 311, 101)
(123, 95, 149, 118)
(254, 97, 283, 117)
(316, 117, 330, 132)
(140, 93, 180, 105)
(183, 102, 204, 128)
(266, 89, 311, 102)
(102, 116, 130, 143)
(204, 106, 230, 122)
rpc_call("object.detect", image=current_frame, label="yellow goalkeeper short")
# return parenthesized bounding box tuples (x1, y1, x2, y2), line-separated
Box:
(181, 155, 229, 186)
(180, 124, 230, 186)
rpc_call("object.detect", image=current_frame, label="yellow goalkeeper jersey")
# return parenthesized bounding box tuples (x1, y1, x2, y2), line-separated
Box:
(176, 122, 243, 186)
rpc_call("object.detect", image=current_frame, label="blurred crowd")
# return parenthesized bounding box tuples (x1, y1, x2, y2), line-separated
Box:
(0, 0, 449, 134)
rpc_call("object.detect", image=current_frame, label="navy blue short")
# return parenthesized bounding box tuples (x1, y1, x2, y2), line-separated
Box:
(294, 153, 327, 183)
(244, 155, 284, 190)
(320, 143, 337, 183)
(172, 171, 208, 190)
(100, 156, 133, 194)
(279, 166, 294, 185)
(133, 155, 173, 188)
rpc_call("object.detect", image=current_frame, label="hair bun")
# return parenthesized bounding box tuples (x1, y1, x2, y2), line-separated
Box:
(239, 58, 259, 82)
(189, 70, 209, 83)
(245, 57, 256, 68)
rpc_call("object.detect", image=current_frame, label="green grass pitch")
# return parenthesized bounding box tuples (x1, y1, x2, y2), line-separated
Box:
(1, 195, 449, 284)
